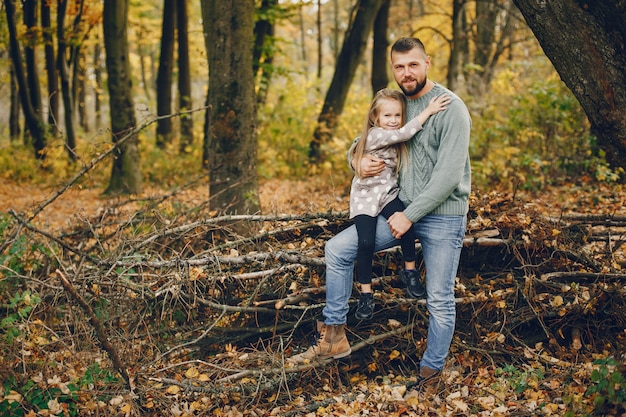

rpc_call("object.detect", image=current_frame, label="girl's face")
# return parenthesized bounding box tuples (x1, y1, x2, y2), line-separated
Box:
(376, 99, 403, 130)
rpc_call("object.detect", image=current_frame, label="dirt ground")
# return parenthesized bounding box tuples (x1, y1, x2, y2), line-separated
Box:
(0, 178, 350, 230)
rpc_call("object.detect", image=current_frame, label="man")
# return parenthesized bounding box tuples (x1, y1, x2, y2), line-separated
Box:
(289, 37, 471, 386)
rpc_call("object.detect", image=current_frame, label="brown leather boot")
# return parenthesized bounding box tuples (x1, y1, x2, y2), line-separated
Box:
(287, 321, 351, 364)
(418, 365, 442, 389)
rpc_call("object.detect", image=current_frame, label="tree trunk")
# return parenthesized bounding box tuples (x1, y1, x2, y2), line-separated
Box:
(23, 0, 47, 157)
(57, 0, 78, 162)
(94, 39, 103, 130)
(201, 0, 260, 215)
(371, 0, 390, 94)
(512, 0, 626, 170)
(76, 49, 89, 132)
(309, 0, 385, 164)
(103, 0, 143, 195)
(467, 0, 515, 94)
(4, 0, 48, 157)
(317, 0, 322, 78)
(41, 0, 59, 136)
(156, 0, 176, 149)
(9, 64, 22, 142)
(447, 0, 466, 91)
(177, 0, 194, 153)
(253, 0, 277, 105)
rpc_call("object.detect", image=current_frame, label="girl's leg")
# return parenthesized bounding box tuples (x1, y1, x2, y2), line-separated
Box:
(353, 215, 378, 320)
(353, 215, 378, 286)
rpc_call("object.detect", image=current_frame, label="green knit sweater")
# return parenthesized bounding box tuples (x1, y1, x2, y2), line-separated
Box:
(399, 83, 472, 223)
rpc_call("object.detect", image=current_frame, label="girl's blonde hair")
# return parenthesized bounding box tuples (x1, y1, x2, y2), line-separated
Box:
(352, 88, 408, 178)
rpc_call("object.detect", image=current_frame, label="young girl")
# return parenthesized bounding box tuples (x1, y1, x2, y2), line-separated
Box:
(350, 88, 450, 320)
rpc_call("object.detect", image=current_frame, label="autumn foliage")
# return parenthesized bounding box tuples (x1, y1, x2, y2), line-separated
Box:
(1, 177, 625, 416)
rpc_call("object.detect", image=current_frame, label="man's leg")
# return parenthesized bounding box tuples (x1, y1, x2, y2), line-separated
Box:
(322, 225, 359, 325)
(288, 217, 401, 364)
(414, 215, 466, 373)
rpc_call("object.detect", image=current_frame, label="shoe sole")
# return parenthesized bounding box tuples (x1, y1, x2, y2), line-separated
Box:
(332, 348, 352, 359)
(354, 312, 373, 320)
(407, 287, 425, 298)
(400, 273, 425, 298)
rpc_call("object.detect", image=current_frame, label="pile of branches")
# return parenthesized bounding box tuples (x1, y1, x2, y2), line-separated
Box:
(2, 184, 625, 409)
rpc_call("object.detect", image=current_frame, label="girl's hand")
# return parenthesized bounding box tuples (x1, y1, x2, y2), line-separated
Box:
(426, 94, 451, 115)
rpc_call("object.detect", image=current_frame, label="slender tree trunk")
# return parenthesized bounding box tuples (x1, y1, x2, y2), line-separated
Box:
(94, 39, 103, 130)
(24, 0, 42, 116)
(138, 32, 152, 101)
(448, 0, 466, 91)
(317, 0, 322, 78)
(332, 0, 339, 59)
(41, 0, 59, 136)
(177, 0, 194, 153)
(57, 0, 78, 161)
(75, 49, 89, 132)
(298, 4, 307, 66)
(156, 0, 176, 149)
(253, 0, 277, 105)
(201, 0, 260, 214)
(103, 0, 143, 195)
(23, 0, 47, 156)
(371, 0, 390, 94)
(10, 64, 22, 142)
(309, 0, 385, 164)
(4, 0, 48, 158)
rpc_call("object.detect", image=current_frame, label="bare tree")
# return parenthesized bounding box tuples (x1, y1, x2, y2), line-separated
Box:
(201, 0, 260, 214)
(177, 0, 194, 153)
(253, 0, 278, 105)
(308, 0, 385, 164)
(4, 0, 48, 158)
(57, 0, 78, 161)
(156, 0, 176, 149)
(103, 0, 143, 194)
(371, 0, 390, 94)
(41, 0, 59, 136)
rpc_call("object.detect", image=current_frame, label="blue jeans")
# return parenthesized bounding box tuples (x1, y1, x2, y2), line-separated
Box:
(323, 214, 466, 371)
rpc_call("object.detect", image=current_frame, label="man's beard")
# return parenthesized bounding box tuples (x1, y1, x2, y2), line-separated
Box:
(399, 77, 427, 97)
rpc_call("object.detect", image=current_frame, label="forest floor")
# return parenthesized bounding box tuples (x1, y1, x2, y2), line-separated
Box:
(1, 178, 625, 416)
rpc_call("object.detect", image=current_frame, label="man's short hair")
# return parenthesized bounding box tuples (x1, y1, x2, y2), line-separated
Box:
(391, 37, 426, 55)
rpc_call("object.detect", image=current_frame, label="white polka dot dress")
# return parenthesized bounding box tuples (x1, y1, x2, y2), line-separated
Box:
(349, 116, 424, 219)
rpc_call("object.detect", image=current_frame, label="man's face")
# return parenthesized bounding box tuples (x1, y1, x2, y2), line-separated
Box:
(391, 48, 430, 99)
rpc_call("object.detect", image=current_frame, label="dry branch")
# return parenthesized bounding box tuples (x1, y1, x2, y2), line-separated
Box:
(55, 269, 133, 389)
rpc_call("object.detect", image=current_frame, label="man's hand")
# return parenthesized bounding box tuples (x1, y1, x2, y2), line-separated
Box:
(356, 155, 385, 177)
(387, 212, 413, 239)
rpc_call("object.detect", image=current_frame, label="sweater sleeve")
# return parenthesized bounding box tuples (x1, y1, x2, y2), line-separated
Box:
(365, 117, 424, 151)
(402, 98, 471, 223)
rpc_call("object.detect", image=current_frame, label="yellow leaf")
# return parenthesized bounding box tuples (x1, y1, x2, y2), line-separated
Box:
(35, 336, 49, 345)
(551, 229, 561, 236)
(389, 350, 401, 360)
(185, 367, 200, 379)
(551, 295, 564, 307)
(189, 267, 206, 281)
(166, 385, 181, 395)
(121, 403, 132, 413)
(198, 373, 210, 382)
(406, 397, 419, 407)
